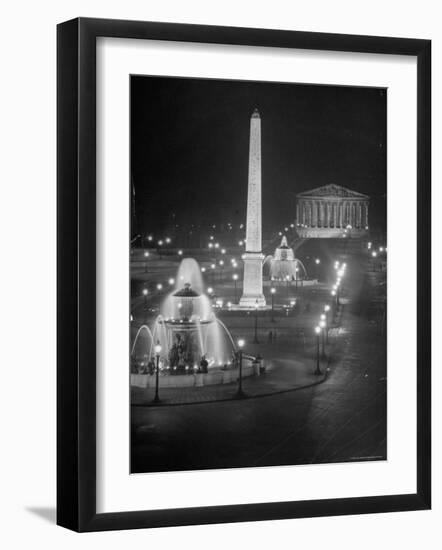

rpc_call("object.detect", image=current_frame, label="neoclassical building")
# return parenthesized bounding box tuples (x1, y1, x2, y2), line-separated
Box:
(296, 184, 369, 238)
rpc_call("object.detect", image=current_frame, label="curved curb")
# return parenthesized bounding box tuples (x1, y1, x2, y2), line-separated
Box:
(132, 370, 330, 408)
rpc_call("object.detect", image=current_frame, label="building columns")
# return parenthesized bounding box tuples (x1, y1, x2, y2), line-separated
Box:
(296, 196, 369, 234)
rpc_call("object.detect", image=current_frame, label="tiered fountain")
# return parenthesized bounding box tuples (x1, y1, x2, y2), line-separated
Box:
(132, 258, 236, 373)
(266, 236, 308, 282)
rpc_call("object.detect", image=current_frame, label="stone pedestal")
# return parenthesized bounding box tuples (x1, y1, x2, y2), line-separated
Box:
(239, 252, 266, 307)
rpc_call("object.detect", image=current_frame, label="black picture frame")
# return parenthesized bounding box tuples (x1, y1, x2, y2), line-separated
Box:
(57, 17, 431, 532)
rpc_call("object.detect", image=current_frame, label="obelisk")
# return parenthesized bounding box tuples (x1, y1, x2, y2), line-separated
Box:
(239, 109, 266, 308)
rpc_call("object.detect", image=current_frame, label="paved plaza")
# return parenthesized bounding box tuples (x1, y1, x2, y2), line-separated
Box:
(130, 253, 386, 473)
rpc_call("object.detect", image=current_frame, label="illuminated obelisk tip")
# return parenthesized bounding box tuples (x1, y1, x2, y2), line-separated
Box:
(239, 109, 266, 308)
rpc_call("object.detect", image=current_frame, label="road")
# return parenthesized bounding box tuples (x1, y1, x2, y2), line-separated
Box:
(131, 258, 386, 473)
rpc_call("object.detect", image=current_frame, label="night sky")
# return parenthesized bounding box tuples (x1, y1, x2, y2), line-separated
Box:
(131, 75, 386, 237)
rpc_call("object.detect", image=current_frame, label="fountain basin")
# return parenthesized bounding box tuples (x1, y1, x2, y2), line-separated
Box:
(131, 361, 258, 389)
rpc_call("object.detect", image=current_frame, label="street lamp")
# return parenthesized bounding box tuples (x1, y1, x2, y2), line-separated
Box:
(324, 305, 330, 343)
(168, 278, 175, 286)
(253, 300, 259, 344)
(142, 288, 148, 310)
(236, 339, 246, 398)
(314, 257, 320, 280)
(233, 273, 238, 302)
(285, 275, 290, 297)
(314, 326, 322, 375)
(270, 287, 276, 322)
(144, 250, 149, 273)
(153, 342, 162, 403)
(319, 318, 326, 358)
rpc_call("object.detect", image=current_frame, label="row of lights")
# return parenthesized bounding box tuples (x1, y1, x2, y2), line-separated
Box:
(144, 235, 173, 246)
(313, 260, 346, 375)
(208, 234, 246, 252)
(368, 242, 387, 258)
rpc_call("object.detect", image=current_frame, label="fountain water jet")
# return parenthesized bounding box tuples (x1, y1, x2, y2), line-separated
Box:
(131, 324, 154, 373)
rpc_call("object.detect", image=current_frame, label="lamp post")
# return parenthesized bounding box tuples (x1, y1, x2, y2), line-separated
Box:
(219, 259, 224, 280)
(270, 287, 276, 322)
(142, 288, 148, 310)
(285, 275, 290, 297)
(253, 300, 259, 344)
(331, 290, 337, 315)
(372, 250, 378, 271)
(324, 305, 330, 343)
(315, 257, 320, 280)
(236, 339, 246, 398)
(333, 282, 340, 304)
(233, 273, 238, 303)
(314, 326, 322, 375)
(319, 318, 326, 359)
(144, 251, 149, 273)
(153, 342, 162, 403)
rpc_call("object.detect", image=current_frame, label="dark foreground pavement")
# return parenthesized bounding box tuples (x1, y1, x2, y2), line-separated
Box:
(131, 260, 386, 473)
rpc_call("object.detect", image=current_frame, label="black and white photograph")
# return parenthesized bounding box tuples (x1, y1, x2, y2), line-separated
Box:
(129, 75, 387, 474)
(0, 0, 435, 543)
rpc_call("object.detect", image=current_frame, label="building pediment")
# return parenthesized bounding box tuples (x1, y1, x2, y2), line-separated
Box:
(297, 184, 369, 200)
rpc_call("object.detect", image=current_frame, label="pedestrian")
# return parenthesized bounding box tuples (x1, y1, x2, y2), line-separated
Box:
(268, 330, 273, 343)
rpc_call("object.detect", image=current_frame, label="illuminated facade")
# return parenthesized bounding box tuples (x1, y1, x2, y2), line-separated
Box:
(296, 184, 369, 238)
